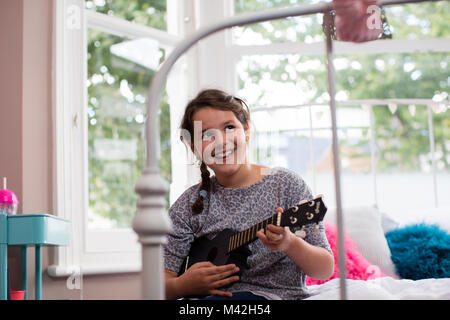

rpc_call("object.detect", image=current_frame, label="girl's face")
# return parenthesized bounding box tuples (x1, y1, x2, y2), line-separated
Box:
(190, 107, 250, 176)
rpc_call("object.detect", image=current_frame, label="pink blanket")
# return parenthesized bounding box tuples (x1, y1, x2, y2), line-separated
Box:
(306, 222, 387, 285)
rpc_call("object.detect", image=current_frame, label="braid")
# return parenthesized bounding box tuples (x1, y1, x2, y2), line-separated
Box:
(191, 161, 211, 215)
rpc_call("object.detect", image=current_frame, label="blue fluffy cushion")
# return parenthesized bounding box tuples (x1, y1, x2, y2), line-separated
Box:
(385, 224, 450, 280)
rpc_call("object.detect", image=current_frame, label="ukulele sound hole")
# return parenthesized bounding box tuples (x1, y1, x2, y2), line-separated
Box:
(207, 247, 218, 262)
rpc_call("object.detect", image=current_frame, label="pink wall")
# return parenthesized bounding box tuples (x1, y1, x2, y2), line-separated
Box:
(0, 0, 141, 299)
(0, 0, 24, 296)
(22, 0, 52, 215)
(0, 0, 23, 211)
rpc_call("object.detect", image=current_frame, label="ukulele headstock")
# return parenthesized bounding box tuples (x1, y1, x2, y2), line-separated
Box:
(280, 195, 327, 236)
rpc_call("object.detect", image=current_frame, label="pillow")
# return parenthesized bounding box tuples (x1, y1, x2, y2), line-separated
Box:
(381, 206, 450, 234)
(306, 221, 388, 285)
(385, 223, 450, 280)
(325, 206, 398, 277)
(381, 211, 399, 234)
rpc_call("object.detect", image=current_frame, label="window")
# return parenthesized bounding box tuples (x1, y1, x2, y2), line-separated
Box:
(230, 0, 450, 215)
(49, 0, 180, 278)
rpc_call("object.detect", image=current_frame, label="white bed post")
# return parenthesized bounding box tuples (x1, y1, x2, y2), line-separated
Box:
(133, 167, 172, 299)
(132, 76, 173, 299)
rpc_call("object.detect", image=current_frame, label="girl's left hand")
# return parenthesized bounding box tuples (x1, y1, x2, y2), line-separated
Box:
(256, 208, 295, 252)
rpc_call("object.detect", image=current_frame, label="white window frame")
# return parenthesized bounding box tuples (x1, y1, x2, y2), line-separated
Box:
(48, 0, 182, 277)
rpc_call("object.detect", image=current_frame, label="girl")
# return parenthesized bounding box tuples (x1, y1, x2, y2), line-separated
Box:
(164, 89, 333, 300)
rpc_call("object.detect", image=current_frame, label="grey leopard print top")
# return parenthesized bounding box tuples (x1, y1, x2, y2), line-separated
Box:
(164, 166, 331, 300)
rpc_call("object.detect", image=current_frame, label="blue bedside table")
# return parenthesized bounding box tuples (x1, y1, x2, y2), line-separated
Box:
(0, 214, 71, 300)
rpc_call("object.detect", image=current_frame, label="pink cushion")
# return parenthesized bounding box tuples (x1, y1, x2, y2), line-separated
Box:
(306, 221, 387, 285)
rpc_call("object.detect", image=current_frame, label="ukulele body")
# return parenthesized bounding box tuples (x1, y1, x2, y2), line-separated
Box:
(178, 228, 251, 277)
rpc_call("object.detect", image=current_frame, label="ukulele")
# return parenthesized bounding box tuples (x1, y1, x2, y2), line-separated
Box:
(178, 194, 327, 276)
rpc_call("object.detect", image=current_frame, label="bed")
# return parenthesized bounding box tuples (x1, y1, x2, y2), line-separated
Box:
(307, 277, 450, 300)
(304, 205, 450, 300)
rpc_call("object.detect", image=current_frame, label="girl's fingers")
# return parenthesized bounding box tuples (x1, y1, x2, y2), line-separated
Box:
(262, 225, 284, 242)
(211, 275, 240, 289)
(267, 231, 283, 242)
(192, 261, 215, 269)
(256, 229, 267, 242)
(184, 262, 239, 297)
(208, 266, 240, 282)
(209, 289, 233, 298)
(207, 263, 236, 274)
(267, 224, 285, 235)
(257, 229, 278, 244)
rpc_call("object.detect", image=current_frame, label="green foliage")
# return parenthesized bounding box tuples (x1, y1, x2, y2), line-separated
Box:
(86, 0, 171, 228)
(235, 0, 324, 43)
(387, 2, 450, 39)
(86, 0, 167, 30)
(336, 52, 449, 171)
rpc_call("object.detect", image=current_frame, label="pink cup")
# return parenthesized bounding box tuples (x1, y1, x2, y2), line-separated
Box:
(0, 177, 19, 214)
(10, 290, 26, 300)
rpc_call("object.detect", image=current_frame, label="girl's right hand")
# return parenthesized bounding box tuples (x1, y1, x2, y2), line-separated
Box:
(178, 261, 240, 297)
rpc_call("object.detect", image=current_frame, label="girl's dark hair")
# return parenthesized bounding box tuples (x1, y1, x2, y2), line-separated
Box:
(179, 89, 250, 214)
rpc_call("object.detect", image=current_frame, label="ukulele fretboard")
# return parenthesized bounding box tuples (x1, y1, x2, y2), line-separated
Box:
(227, 213, 278, 253)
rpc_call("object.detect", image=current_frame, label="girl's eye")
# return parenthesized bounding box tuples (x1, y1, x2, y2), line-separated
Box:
(225, 125, 235, 130)
(202, 131, 214, 140)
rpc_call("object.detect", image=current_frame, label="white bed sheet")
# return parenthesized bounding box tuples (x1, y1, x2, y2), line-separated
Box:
(305, 277, 450, 300)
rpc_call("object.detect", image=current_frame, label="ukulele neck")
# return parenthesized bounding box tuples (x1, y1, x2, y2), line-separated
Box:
(227, 213, 279, 253)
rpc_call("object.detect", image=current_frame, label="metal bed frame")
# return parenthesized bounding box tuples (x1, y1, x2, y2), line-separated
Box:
(131, 0, 444, 300)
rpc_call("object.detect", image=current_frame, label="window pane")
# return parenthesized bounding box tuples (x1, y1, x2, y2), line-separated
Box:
(237, 54, 327, 106)
(233, 0, 325, 45)
(335, 52, 449, 100)
(85, 0, 167, 31)
(239, 53, 328, 199)
(385, 1, 450, 40)
(239, 49, 449, 212)
(87, 29, 171, 229)
(373, 104, 449, 213)
(250, 106, 376, 207)
(334, 51, 449, 211)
